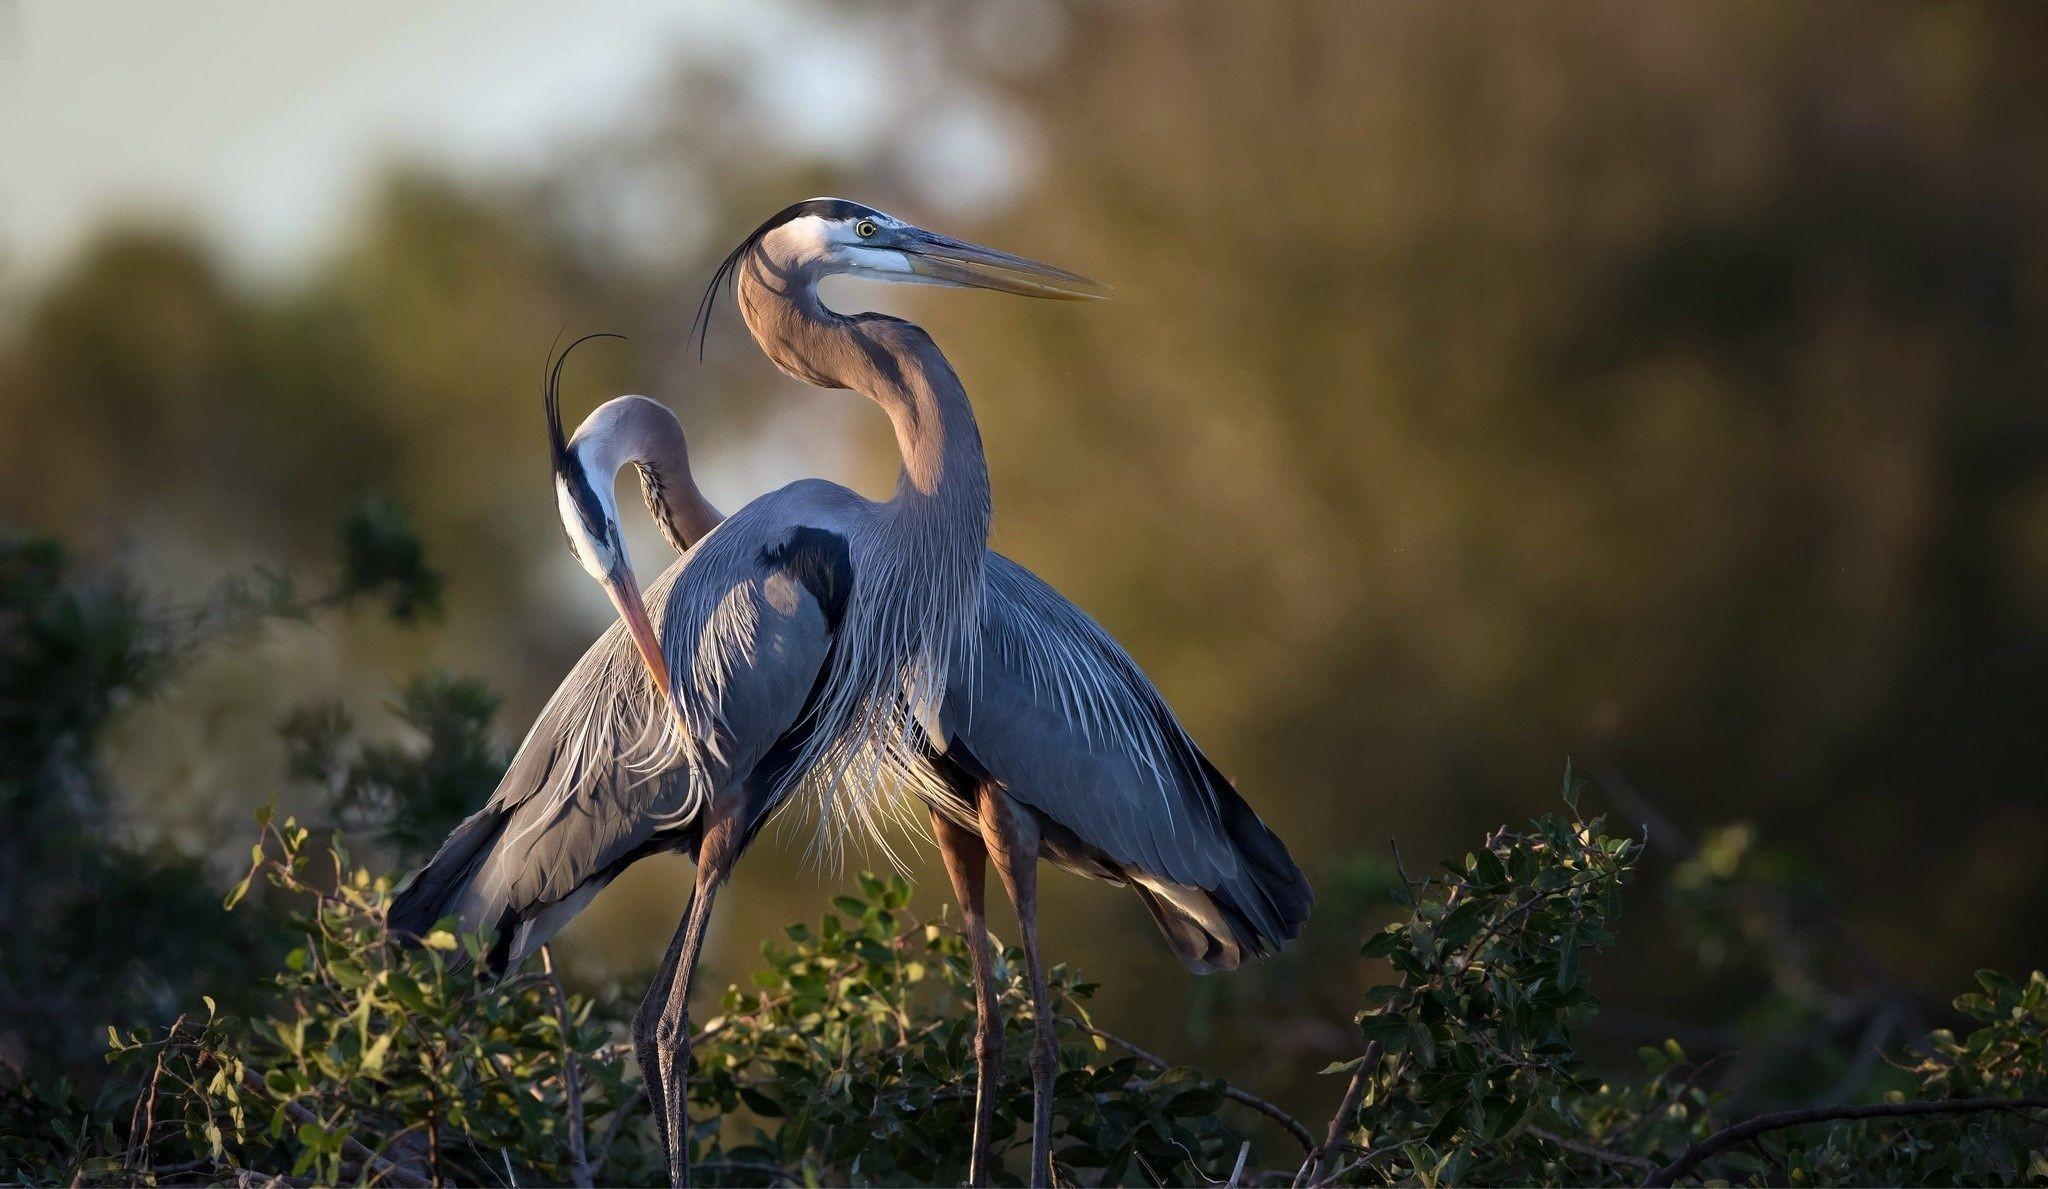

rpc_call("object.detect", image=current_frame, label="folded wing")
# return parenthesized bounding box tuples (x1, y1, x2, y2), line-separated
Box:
(939, 555, 1312, 972)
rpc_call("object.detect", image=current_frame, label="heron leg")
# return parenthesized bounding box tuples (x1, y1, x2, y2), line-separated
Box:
(647, 809, 746, 1188)
(979, 791, 1056, 1189)
(932, 808, 1000, 1188)
(631, 911, 694, 1161)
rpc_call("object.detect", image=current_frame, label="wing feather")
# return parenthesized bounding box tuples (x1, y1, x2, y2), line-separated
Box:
(389, 503, 849, 971)
(943, 555, 1311, 966)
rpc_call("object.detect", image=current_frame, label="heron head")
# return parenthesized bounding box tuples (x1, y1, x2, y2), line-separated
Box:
(694, 198, 1106, 353)
(545, 335, 674, 701)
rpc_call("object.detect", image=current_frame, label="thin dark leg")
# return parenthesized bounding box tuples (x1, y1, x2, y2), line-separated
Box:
(646, 807, 747, 1188)
(655, 872, 721, 1187)
(980, 791, 1056, 1189)
(932, 809, 1000, 1187)
(632, 913, 693, 1160)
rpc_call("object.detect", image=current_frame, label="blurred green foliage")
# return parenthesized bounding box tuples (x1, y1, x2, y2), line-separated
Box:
(286, 672, 504, 868)
(0, 503, 448, 1077)
(334, 500, 446, 627)
(0, 533, 283, 1075)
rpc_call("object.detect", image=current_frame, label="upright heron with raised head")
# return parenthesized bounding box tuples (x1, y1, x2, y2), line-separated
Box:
(390, 200, 1311, 1187)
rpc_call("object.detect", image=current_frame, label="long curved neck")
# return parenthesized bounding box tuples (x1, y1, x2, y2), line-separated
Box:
(574, 396, 725, 555)
(735, 253, 991, 544)
(633, 458, 724, 555)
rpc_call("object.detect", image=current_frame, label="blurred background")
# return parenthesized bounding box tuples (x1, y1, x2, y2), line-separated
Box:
(5, 0, 2047, 1120)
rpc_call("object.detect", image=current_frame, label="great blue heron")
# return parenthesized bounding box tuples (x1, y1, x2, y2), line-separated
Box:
(389, 200, 1311, 1187)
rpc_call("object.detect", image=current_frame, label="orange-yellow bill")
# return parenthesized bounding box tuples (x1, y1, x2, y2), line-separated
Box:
(600, 565, 682, 726)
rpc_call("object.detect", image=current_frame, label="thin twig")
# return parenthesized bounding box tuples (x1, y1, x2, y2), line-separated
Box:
(1527, 1124, 1658, 1172)
(1225, 1140, 1252, 1188)
(127, 1016, 178, 1178)
(1578, 743, 1692, 855)
(1387, 836, 1414, 892)
(1337, 1140, 1402, 1165)
(1297, 1042, 1380, 1187)
(421, 1055, 446, 1188)
(1063, 1017, 1316, 1154)
(1642, 1095, 2048, 1186)
(538, 946, 593, 1189)
(695, 1158, 803, 1185)
(588, 1086, 645, 1183)
(236, 1069, 429, 1188)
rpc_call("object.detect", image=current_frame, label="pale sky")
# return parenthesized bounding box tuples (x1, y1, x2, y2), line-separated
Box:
(0, 0, 1042, 290)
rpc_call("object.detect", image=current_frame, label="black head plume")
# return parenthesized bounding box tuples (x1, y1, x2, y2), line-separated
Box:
(543, 332, 627, 548)
(690, 197, 881, 361)
(543, 331, 628, 478)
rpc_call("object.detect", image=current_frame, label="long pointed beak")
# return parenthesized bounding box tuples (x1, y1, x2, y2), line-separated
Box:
(902, 230, 1108, 301)
(600, 562, 677, 719)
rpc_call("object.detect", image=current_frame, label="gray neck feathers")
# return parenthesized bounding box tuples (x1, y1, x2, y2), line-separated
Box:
(575, 396, 725, 553)
(734, 251, 992, 550)
(731, 241, 992, 853)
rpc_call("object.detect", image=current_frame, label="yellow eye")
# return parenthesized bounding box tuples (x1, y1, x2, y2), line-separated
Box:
(856, 219, 878, 239)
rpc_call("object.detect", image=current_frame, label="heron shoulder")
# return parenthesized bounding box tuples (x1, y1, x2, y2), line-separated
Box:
(663, 480, 863, 622)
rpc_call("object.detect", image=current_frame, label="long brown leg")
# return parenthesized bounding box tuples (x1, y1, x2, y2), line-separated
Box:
(979, 790, 1056, 1189)
(644, 803, 747, 1187)
(932, 809, 1001, 1187)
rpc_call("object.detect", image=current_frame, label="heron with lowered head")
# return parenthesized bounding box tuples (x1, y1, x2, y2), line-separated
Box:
(389, 200, 1311, 1187)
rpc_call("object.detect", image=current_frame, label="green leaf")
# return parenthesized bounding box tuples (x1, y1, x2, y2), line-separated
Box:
(360, 1031, 393, 1075)
(1410, 1022, 1437, 1068)
(1358, 1014, 1410, 1050)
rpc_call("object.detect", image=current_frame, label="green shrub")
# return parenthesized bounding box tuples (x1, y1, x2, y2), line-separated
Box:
(10, 782, 2043, 1186)
(7, 527, 2046, 1187)
(22, 812, 1247, 1186)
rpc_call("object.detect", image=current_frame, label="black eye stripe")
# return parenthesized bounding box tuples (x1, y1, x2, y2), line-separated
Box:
(561, 464, 609, 546)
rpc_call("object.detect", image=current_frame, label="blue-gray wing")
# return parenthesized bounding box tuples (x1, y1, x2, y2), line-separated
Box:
(388, 560, 691, 970)
(939, 555, 1311, 972)
(653, 497, 853, 809)
(389, 500, 851, 973)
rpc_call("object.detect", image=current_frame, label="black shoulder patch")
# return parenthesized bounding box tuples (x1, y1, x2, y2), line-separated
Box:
(758, 527, 853, 631)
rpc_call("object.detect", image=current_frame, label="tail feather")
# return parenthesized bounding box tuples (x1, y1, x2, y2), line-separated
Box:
(1128, 752, 1313, 974)
(385, 804, 512, 954)
(383, 595, 690, 976)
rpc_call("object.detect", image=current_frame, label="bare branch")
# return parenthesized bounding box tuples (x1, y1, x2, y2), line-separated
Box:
(1643, 1095, 2048, 1186)
(538, 946, 592, 1189)
(1387, 835, 1415, 892)
(250, 1074, 430, 1188)
(1063, 1016, 1316, 1154)
(1225, 1140, 1252, 1188)
(1526, 1124, 1658, 1172)
(126, 1014, 180, 1178)
(588, 1086, 645, 1183)
(1296, 1041, 1381, 1187)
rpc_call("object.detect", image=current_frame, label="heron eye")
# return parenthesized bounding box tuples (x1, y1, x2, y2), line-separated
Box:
(856, 219, 878, 239)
